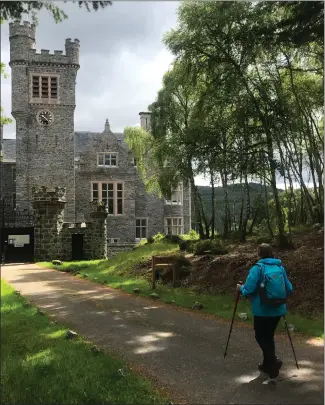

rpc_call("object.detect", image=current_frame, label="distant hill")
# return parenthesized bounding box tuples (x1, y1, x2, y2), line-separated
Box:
(193, 182, 280, 232)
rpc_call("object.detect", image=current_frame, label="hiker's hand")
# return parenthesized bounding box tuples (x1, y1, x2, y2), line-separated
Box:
(236, 282, 243, 291)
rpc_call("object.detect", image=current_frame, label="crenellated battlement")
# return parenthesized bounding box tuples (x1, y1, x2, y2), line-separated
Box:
(32, 186, 67, 203)
(9, 20, 36, 39)
(9, 21, 80, 66)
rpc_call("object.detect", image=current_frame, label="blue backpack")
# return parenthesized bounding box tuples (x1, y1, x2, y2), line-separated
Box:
(256, 263, 287, 307)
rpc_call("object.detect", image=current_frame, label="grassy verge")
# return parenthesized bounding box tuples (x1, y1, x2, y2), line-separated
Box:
(1, 279, 168, 405)
(40, 243, 324, 339)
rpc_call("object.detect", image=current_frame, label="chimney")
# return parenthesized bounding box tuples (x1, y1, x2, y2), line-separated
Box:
(139, 112, 151, 131)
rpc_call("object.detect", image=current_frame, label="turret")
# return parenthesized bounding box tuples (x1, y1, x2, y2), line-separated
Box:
(139, 112, 151, 131)
(104, 118, 110, 132)
(9, 21, 36, 63)
(65, 38, 80, 65)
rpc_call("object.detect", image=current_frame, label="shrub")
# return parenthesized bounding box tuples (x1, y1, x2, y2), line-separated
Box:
(179, 240, 189, 251)
(181, 229, 200, 241)
(147, 236, 154, 244)
(153, 232, 165, 243)
(194, 240, 228, 256)
(173, 254, 192, 269)
(179, 239, 197, 252)
(163, 235, 182, 244)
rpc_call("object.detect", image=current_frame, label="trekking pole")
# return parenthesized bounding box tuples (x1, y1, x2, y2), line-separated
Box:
(224, 282, 242, 358)
(283, 315, 299, 370)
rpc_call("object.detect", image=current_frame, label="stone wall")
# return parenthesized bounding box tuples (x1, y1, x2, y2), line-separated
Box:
(33, 186, 66, 261)
(32, 187, 108, 261)
(0, 162, 16, 204)
(10, 21, 78, 222)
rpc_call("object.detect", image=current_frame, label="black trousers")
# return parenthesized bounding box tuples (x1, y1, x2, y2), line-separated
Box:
(254, 316, 281, 366)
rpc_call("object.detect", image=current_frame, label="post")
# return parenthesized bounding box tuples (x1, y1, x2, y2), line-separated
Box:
(172, 263, 177, 287)
(152, 255, 156, 289)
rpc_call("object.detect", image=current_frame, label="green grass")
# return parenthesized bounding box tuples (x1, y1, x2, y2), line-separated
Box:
(1, 279, 168, 405)
(40, 243, 324, 339)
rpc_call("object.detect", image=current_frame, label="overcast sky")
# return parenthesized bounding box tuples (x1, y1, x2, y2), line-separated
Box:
(0, 2, 313, 189)
(1, 1, 177, 136)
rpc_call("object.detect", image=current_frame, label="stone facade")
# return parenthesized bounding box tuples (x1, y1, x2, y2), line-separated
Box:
(33, 187, 108, 261)
(1, 22, 192, 255)
(9, 22, 77, 222)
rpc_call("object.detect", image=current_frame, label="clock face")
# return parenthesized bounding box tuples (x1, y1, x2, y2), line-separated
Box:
(37, 110, 54, 126)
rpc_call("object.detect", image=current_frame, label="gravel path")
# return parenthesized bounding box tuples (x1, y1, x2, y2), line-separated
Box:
(2, 264, 323, 404)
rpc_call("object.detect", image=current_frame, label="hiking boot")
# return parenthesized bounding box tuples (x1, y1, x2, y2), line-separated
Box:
(258, 362, 269, 374)
(269, 358, 283, 379)
(258, 358, 282, 376)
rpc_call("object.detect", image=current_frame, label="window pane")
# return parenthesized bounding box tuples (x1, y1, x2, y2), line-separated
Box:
(102, 189, 108, 200)
(104, 154, 110, 166)
(136, 219, 141, 227)
(172, 218, 178, 226)
(111, 154, 117, 166)
(108, 200, 114, 214)
(167, 219, 172, 226)
(141, 226, 147, 238)
(117, 183, 123, 191)
(136, 227, 141, 239)
(117, 199, 123, 214)
(92, 183, 98, 200)
(141, 219, 146, 227)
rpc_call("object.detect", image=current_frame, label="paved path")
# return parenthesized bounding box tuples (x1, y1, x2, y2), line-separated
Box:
(2, 264, 324, 404)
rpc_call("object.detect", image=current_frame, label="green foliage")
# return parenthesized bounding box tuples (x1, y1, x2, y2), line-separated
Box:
(0, 1, 112, 24)
(145, 1, 323, 241)
(181, 229, 200, 241)
(193, 240, 228, 256)
(153, 232, 165, 243)
(1, 280, 167, 405)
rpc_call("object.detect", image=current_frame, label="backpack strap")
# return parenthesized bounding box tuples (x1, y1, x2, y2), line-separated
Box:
(255, 263, 265, 286)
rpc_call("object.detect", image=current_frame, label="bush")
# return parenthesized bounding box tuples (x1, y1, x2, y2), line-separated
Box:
(194, 240, 228, 256)
(179, 239, 197, 252)
(153, 232, 165, 243)
(173, 254, 192, 269)
(163, 235, 182, 244)
(181, 229, 200, 241)
(147, 236, 154, 244)
(179, 240, 189, 251)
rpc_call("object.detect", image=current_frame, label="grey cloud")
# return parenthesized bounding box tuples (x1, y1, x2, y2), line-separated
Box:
(1, 1, 178, 136)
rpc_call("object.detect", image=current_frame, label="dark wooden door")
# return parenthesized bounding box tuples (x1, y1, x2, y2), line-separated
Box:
(71, 234, 84, 261)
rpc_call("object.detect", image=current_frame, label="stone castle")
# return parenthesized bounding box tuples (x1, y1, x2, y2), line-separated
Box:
(0, 21, 191, 257)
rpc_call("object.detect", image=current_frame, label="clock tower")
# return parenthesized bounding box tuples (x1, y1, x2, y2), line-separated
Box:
(9, 21, 79, 222)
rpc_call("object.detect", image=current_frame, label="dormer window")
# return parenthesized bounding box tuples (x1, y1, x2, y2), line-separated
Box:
(165, 182, 183, 205)
(97, 152, 118, 167)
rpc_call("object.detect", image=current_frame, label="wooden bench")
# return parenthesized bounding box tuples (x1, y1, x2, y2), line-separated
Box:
(151, 255, 176, 289)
